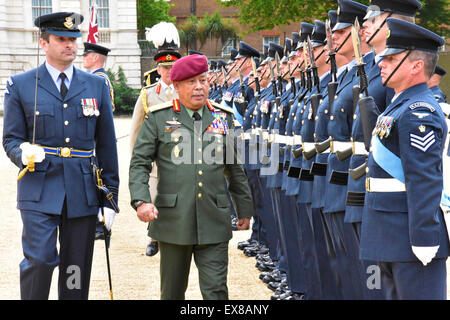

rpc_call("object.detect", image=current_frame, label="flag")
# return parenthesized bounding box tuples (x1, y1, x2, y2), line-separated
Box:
(87, 3, 98, 44)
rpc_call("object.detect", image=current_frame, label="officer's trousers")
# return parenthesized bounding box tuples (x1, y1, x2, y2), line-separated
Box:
(159, 241, 229, 300)
(310, 208, 341, 299)
(20, 208, 96, 300)
(379, 258, 447, 300)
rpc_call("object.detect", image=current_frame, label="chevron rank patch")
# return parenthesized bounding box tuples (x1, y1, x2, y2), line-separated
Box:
(410, 130, 436, 152)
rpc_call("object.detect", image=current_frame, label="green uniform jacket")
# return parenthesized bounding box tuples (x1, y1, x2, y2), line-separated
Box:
(129, 99, 254, 245)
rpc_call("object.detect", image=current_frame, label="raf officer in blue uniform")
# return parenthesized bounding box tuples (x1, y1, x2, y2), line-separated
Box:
(2, 12, 119, 300)
(359, 18, 449, 300)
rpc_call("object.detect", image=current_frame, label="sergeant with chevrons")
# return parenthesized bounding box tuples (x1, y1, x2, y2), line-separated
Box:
(359, 18, 449, 300)
(345, 0, 421, 299)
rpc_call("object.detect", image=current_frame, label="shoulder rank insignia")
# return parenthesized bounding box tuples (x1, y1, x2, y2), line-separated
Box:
(410, 130, 435, 152)
(409, 101, 435, 113)
(148, 100, 173, 113)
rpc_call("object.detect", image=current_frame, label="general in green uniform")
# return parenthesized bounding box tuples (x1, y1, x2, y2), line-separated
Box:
(129, 54, 254, 300)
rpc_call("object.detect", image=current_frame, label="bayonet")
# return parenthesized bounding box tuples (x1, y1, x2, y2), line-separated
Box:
(221, 66, 228, 90)
(352, 18, 369, 97)
(326, 19, 338, 82)
(268, 59, 278, 97)
(251, 57, 261, 96)
(275, 52, 283, 95)
(303, 42, 312, 92)
(307, 36, 320, 93)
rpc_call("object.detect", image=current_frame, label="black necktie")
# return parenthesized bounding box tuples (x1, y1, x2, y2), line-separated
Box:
(193, 111, 201, 121)
(59, 73, 68, 99)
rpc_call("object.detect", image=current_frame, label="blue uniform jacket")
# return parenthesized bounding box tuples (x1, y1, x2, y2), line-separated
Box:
(345, 55, 395, 223)
(298, 73, 331, 204)
(324, 57, 366, 213)
(360, 83, 449, 262)
(3, 64, 119, 218)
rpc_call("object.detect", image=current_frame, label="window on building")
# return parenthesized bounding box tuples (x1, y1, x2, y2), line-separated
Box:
(263, 36, 280, 47)
(32, 0, 52, 22)
(222, 38, 238, 57)
(90, 0, 110, 28)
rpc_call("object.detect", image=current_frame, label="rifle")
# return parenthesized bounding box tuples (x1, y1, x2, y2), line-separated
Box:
(306, 36, 322, 122)
(325, 19, 339, 115)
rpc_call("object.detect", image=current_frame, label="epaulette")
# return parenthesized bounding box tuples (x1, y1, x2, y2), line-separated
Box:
(142, 82, 158, 90)
(148, 100, 173, 113)
(208, 100, 234, 114)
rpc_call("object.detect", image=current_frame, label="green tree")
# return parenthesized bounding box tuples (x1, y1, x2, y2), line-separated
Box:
(136, 0, 175, 39)
(178, 15, 200, 53)
(199, 12, 239, 55)
(416, 0, 450, 40)
(218, 0, 449, 39)
(108, 67, 140, 115)
(217, 0, 336, 33)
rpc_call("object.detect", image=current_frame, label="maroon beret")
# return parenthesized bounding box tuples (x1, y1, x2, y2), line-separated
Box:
(170, 54, 208, 82)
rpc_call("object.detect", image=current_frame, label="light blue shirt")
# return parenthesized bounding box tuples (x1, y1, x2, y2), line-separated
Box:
(45, 61, 74, 92)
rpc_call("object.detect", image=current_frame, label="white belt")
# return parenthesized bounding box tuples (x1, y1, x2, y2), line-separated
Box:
(293, 135, 303, 146)
(241, 132, 252, 140)
(303, 142, 316, 152)
(262, 131, 269, 141)
(233, 119, 242, 127)
(251, 128, 259, 136)
(331, 141, 352, 153)
(353, 141, 369, 156)
(273, 134, 292, 145)
(366, 178, 406, 193)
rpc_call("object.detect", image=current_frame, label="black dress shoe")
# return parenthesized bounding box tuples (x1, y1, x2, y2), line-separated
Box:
(145, 241, 159, 257)
(278, 290, 293, 300)
(237, 239, 258, 250)
(258, 261, 276, 272)
(285, 292, 304, 300)
(268, 281, 282, 291)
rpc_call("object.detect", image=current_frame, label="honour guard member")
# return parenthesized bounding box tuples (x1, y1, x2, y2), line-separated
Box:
(82, 42, 114, 110)
(347, 0, 421, 299)
(2, 12, 119, 299)
(428, 65, 447, 103)
(322, 0, 368, 299)
(129, 54, 253, 300)
(82, 38, 116, 243)
(359, 18, 449, 300)
(130, 22, 182, 257)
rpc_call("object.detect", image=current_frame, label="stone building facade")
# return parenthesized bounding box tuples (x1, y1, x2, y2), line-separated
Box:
(0, 0, 141, 110)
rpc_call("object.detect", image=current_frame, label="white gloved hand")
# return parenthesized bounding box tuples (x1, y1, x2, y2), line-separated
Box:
(411, 245, 439, 266)
(20, 142, 45, 166)
(98, 207, 117, 231)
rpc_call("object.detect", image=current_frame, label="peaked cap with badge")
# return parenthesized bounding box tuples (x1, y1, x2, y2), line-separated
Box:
(35, 11, 84, 37)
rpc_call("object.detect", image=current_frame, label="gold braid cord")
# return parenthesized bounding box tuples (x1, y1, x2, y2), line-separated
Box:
(95, 72, 115, 112)
(140, 87, 150, 119)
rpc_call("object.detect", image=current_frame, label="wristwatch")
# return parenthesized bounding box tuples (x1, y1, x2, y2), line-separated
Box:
(133, 200, 144, 209)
